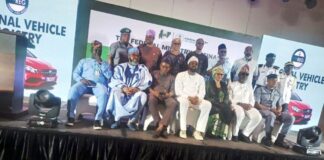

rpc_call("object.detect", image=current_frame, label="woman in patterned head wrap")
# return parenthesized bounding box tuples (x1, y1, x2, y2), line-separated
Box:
(205, 66, 234, 139)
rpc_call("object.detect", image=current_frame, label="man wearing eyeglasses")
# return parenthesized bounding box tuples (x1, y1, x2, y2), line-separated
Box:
(229, 65, 262, 143)
(185, 38, 208, 76)
(208, 44, 232, 84)
(231, 46, 257, 86)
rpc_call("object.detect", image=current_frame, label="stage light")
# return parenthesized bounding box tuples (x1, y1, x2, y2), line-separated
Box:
(305, 0, 317, 9)
(293, 126, 322, 156)
(28, 89, 61, 128)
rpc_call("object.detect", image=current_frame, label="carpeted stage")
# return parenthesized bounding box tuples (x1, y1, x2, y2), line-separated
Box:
(0, 118, 323, 160)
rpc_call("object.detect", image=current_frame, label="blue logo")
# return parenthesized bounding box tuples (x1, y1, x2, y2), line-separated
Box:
(6, 0, 29, 15)
(291, 49, 306, 69)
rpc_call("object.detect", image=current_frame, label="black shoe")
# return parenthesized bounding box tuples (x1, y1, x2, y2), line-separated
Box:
(110, 121, 119, 129)
(273, 133, 290, 149)
(65, 118, 74, 127)
(93, 120, 102, 130)
(138, 124, 144, 131)
(232, 136, 238, 142)
(127, 122, 138, 131)
(261, 137, 273, 147)
(274, 139, 290, 149)
(239, 134, 251, 143)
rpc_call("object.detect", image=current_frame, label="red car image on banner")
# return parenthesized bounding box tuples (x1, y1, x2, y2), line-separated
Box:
(24, 50, 57, 88)
(288, 92, 312, 124)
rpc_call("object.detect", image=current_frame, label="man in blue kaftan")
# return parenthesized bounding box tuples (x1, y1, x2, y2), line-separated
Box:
(107, 47, 152, 131)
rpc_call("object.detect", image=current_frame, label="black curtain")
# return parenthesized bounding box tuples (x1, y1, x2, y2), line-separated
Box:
(0, 127, 321, 160)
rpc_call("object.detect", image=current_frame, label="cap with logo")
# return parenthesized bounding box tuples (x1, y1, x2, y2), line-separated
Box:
(120, 28, 131, 34)
(285, 61, 294, 67)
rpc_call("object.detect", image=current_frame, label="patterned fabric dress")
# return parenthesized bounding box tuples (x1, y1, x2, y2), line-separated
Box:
(205, 79, 232, 139)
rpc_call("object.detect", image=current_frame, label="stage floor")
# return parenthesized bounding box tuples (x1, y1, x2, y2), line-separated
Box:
(0, 118, 323, 160)
(0, 103, 323, 160)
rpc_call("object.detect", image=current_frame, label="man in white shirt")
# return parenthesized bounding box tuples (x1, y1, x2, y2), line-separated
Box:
(277, 61, 297, 112)
(208, 44, 232, 84)
(253, 53, 280, 88)
(229, 64, 262, 143)
(175, 56, 212, 141)
(231, 46, 257, 86)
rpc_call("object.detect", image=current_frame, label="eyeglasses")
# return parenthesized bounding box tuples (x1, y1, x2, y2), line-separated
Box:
(216, 73, 224, 76)
(173, 43, 181, 45)
(239, 72, 249, 76)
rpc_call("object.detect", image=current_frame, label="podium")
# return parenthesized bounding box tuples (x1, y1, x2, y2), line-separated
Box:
(0, 30, 33, 118)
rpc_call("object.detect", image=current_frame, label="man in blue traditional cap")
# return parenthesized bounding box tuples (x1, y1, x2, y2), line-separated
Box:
(107, 47, 152, 131)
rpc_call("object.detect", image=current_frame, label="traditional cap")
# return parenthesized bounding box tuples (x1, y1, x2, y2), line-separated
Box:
(212, 66, 224, 78)
(187, 56, 199, 65)
(146, 29, 155, 37)
(218, 43, 226, 50)
(267, 73, 278, 79)
(239, 64, 250, 73)
(128, 47, 139, 55)
(285, 61, 294, 67)
(120, 27, 131, 34)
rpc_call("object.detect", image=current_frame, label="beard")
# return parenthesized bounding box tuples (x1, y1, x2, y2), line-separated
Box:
(129, 60, 139, 66)
(188, 67, 197, 73)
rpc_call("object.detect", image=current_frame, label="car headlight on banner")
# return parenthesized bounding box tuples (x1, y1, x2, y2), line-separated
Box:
(292, 106, 301, 113)
(28, 89, 61, 128)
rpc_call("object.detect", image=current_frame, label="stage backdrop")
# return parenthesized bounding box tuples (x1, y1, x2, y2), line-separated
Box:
(258, 35, 324, 131)
(0, 0, 78, 100)
(86, 10, 254, 70)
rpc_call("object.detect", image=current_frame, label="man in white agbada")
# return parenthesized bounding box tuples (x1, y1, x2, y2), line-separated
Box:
(175, 56, 212, 141)
(107, 47, 152, 131)
(231, 46, 257, 86)
(229, 64, 262, 143)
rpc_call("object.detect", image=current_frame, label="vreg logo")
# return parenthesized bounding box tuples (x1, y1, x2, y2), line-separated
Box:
(291, 49, 306, 69)
(6, 0, 29, 15)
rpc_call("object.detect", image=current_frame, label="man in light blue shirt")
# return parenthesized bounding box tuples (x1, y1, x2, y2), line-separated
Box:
(66, 40, 112, 130)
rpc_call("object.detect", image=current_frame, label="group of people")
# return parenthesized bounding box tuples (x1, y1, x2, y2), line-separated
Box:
(65, 27, 297, 149)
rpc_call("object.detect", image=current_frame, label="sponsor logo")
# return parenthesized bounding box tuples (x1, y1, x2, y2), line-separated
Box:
(158, 29, 171, 39)
(291, 49, 306, 69)
(6, 0, 28, 15)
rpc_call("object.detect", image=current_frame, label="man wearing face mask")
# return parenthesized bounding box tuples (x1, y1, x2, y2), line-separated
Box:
(138, 29, 162, 73)
(229, 65, 262, 143)
(231, 46, 257, 86)
(107, 47, 152, 131)
(109, 27, 133, 67)
(175, 56, 212, 141)
(208, 43, 232, 84)
(66, 40, 112, 130)
(254, 74, 294, 148)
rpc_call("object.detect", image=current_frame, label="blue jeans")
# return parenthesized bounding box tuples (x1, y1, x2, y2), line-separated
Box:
(67, 81, 109, 120)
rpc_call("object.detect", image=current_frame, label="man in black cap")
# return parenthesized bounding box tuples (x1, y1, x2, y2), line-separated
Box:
(253, 53, 280, 88)
(208, 43, 231, 84)
(254, 73, 295, 148)
(109, 27, 133, 67)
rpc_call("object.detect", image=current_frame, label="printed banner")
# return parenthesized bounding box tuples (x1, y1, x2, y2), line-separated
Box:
(87, 10, 253, 70)
(258, 35, 324, 131)
(0, 0, 79, 100)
